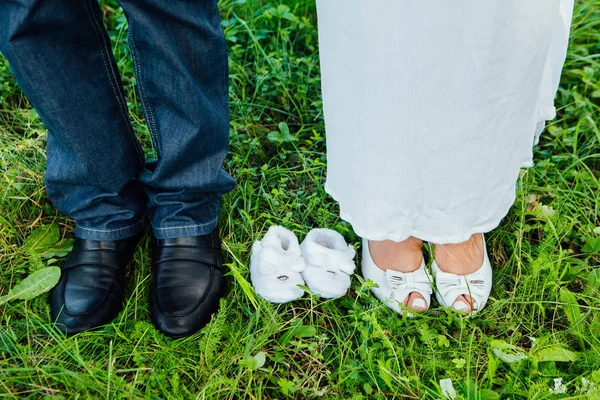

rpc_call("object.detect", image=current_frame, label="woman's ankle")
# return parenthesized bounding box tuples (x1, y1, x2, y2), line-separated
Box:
(368, 237, 423, 273)
(432, 233, 484, 275)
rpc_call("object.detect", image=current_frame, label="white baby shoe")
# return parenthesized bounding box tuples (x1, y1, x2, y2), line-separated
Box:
(361, 239, 433, 316)
(299, 229, 356, 298)
(250, 226, 307, 303)
(431, 234, 493, 314)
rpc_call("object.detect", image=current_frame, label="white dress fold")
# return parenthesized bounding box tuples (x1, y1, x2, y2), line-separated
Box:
(317, 0, 574, 243)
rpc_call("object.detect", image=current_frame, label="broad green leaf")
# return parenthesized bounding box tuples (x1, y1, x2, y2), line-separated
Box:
(582, 236, 600, 254)
(479, 389, 501, 400)
(253, 351, 266, 369)
(278, 319, 302, 346)
(40, 238, 74, 259)
(535, 203, 556, 218)
(292, 325, 316, 338)
(278, 121, 290, 136)
(592, 370, 600, 383)
(278, 122, 296, 142)
(266, 122, 297, 145)
(241, 351, 266, 370)
(560, 288, 582, 331)
(490, 340, 528, 364)
(282, 132, 298, 143)
(588, 268, 600, 294)
(437, 335, 450, 348)
(0, 267, 61, 304)
(533, 346, 576, 362)
(267, 130, 283, 144)
(21, 224, 60, 256)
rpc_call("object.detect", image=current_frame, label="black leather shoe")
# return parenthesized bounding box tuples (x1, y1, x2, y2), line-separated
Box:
(150, 230, 226, 338)
(50, 232, 144, 336)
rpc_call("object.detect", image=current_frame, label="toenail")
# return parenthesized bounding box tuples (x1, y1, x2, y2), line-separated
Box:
(452, 301, 469, 311)
(411, 298, 426, 309)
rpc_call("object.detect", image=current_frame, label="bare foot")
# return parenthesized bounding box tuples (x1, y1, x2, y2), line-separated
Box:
(368, 237, 427, 312)
(432, 233, 484, 312)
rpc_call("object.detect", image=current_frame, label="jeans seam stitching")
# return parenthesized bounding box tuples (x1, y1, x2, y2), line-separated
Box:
(128, 22, 162, 157)
(84, 0, 145, 164)
(77, 220, 143, 233)
(153, 218, 218, 231)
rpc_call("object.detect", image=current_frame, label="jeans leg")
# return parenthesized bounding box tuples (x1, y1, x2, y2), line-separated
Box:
(116, 0, 236, 239)
(0, 0, 147, 240)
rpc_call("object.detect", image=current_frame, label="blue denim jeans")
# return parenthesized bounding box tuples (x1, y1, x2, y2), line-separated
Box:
(0, 0, 236, 240)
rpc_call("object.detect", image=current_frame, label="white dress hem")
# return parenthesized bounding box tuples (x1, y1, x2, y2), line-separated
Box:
(325, 181, 518, 245)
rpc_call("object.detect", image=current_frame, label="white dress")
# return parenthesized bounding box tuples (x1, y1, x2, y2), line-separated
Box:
(317, 0, 574, 244)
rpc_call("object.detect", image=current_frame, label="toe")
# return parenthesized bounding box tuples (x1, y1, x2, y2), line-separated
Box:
(463, 295, 476, 311)
(405, 292, 427, 313)
(452, 295, 476, 312)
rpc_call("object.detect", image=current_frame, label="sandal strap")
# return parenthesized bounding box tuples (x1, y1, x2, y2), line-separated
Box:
(385, 263, 433, 303)
(435, 270, 488, 308)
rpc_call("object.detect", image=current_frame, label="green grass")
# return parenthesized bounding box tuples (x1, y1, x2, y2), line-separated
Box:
(1, 0, 599, 398)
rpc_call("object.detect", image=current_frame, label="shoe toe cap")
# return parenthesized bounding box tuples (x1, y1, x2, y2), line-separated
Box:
(152, 294, 222, 338)
(52, 307, 120, 336)
(63, 266, 121, 313)
(152, 266, 225, 338)
(50, 268, 124, 336)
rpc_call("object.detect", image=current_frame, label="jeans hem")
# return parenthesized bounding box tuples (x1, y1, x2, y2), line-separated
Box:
(75, 219, 145, 241)
(152, 218, 219, 240)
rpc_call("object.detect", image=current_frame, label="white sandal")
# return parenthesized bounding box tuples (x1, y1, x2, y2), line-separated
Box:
(299, 228, 356, 298)
(250, 226, 307, 303)
(361, 239, 433, 316)
(431, 234, 493, 314)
